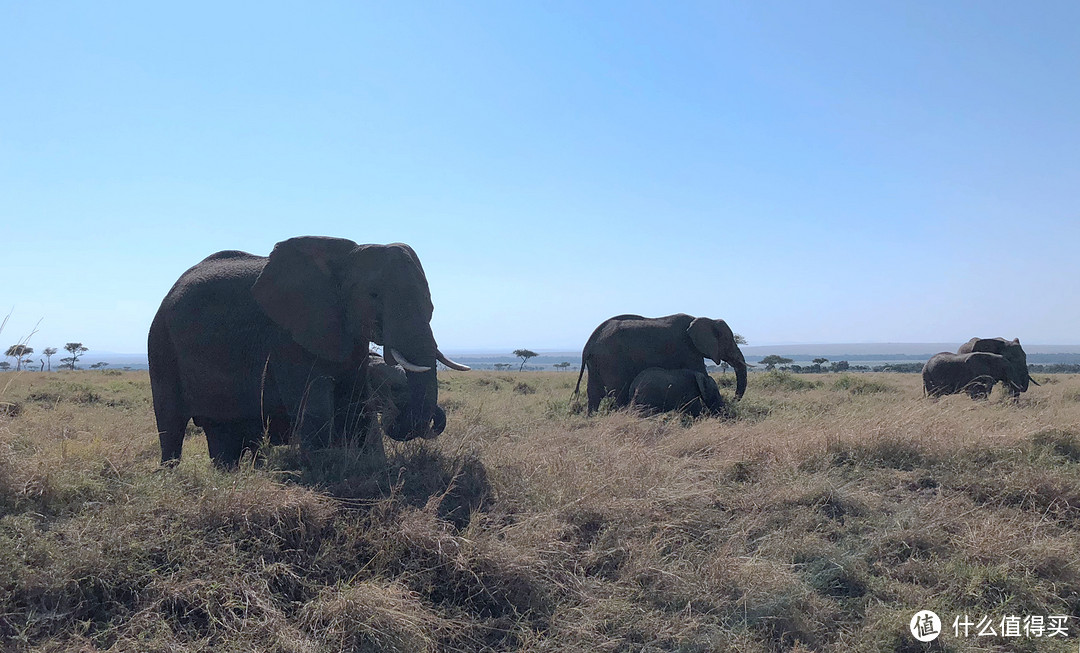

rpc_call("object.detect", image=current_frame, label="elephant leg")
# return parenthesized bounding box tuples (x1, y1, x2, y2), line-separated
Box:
(586, 371, 605, 415)
(150, 319, 189, 465)
(204, 421, 245, 468)
(964, 375, 995, 399)
(333, 374, 373, 447)
(205, 419, 267, 467)
(267, 352, 338, 450)
(292, 375, 337, 450)
(265, 409, 292, 446)
(157, 412, 189, 466)
(151, 367, 189, 465)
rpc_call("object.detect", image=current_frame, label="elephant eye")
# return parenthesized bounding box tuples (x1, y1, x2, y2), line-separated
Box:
(369, 292, 379, 300)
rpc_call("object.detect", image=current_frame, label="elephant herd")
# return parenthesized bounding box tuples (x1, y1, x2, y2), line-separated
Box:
(147, 236, 1038, 468)
(921, 338, 1039, 399)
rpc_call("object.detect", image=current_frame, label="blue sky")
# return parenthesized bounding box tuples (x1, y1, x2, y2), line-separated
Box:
(2, 1, 1078, 355)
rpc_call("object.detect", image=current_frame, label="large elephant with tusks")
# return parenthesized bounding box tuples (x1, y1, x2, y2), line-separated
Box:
(148, 236, 469, 467)
(574, 314, 747, 415)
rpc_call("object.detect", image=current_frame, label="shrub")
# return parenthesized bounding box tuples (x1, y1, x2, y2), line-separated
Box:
(1030, 429, 1080, 462)
(758, 370, 820, 391)
(831, 375, 890, 395)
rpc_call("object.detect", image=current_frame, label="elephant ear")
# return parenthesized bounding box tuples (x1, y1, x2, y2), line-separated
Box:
(687, 318, 723, 364)
(252, 236, 359, 362)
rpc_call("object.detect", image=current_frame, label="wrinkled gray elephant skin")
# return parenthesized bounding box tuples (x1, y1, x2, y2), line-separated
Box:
(956, 337, 1038, 396)
(629, 367, 726, 417)
(922, 351, 1026, 399)
(257, 352, 448, 451)
(148, 236, 467, 467)
(365, 353, 447, 436)
(574, 314, 747, 415)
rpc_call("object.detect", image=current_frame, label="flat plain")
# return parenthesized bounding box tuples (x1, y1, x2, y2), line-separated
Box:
(2, 369, 1080, 652)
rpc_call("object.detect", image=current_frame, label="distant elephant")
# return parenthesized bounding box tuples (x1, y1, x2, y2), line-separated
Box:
(629, 367, 726, 417)
(148, 236, 469, 467)
(956, 337, 1039, 396)
(922, 351, 1026, 398)
(573, 314, 747, 415)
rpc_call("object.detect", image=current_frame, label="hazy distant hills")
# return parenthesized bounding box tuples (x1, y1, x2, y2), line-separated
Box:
(740, 343, 1080, 356)
(431, 344, 1080, 370)
(36, 344, 1080, 372)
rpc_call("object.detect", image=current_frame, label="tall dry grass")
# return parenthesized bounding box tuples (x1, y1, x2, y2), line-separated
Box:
(1, 369, 1079, 651)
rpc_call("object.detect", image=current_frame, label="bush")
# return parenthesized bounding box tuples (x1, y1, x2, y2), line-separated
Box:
(27, 382, 102, 405)
(758, 371, 820, 392)
(831, 375, 891, 395)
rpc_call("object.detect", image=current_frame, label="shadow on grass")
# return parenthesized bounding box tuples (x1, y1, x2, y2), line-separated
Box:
(265, 443, 493, 529)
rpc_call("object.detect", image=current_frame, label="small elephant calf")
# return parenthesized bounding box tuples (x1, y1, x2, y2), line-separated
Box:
(629, 368, 726, 417)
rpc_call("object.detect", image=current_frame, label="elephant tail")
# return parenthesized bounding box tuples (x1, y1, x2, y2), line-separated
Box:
(572, 350, 588, 398)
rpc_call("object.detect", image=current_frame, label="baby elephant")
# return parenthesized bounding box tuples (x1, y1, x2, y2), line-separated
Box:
(629, 368, 726, 417)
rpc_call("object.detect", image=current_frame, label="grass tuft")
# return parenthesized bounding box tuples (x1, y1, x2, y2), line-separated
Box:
(831, 374, 892, 395)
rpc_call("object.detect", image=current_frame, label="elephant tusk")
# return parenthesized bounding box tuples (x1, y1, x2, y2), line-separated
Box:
(437, 348, 471, 371)
(390, 348, 432, 373)
(1028, 374, 1042, 386)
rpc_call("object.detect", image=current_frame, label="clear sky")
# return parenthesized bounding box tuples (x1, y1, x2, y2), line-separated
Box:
(2, 1, 1078, 355)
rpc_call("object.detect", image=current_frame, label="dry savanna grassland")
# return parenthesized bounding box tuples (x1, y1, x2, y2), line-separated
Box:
(2, 368, 1080, 652)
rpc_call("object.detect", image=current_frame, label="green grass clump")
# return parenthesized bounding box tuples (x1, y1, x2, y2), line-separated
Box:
(831, 374, 891, 395)
(757, 370, 821, 391)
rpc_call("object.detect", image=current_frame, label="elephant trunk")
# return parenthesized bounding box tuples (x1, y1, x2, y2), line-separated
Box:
(385, 367, 439, 441)
(732, 359, 747, 399)
(383, 323, 440, 441)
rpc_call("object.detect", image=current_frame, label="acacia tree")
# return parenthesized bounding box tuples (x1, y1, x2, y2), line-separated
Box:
(760, 355, 793, 371)
(5, 345, 33, 371)
(42, 347, 58, 372)
(513, 349, 538, 372)
(553, 362, 571, 371)
(62, 342, 88, 370)
(0, 362, 9, 371)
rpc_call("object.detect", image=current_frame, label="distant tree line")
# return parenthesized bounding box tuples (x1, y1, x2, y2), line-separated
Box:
(736, 360, 1080, 375)
(2, 342, 89, 371)
(1028, 363, 1080, 374)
